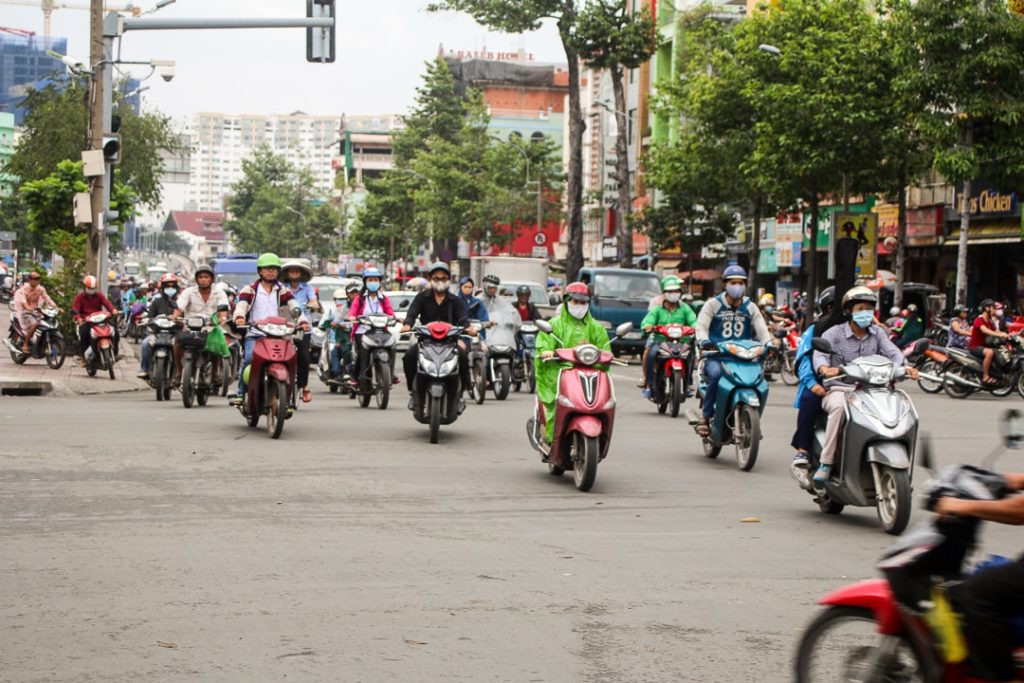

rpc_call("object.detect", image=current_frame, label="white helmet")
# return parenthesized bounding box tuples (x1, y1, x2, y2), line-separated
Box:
(332, 288, 347, 300)
(889, 306, 900, 316)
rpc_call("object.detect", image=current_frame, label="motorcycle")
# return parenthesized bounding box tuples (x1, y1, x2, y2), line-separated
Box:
(942, 335, 1024, 400)
(147, 315, 178, 401)
(237, 316, 298, 439)
(316, 321, 352, 394)
(803, 338, 919, 534)
(81, 311, 117, 380)
(410, 320, 465, 444)
(512, 322, 538, 394)
(0, 283, 13, 305)
(353, 314, 397, 409)
(5, 306, 65, 369)
(794, 410, 1024, 682)
(220, 330, 242, 397)
(122, 302, 148, 342)
(467, 320, 488, 405)
(903, 337, 950, 394)
(178, 316, 218, 409)
(648, 323, 695, 418)
(526, 321, 633, 492)
(696, 339, 769, 472)
(762, 328, 799, 386)
(487, 342, 515, 401)
(309, 313, 325, 368)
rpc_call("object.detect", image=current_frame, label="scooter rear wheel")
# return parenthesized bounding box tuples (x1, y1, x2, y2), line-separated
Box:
(942, 363, 974, 399)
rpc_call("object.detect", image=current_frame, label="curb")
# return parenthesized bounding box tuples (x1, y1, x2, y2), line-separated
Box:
(0, 378, 53, 396)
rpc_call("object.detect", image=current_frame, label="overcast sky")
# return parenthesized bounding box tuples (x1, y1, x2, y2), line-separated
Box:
(5, 0, 567, 124)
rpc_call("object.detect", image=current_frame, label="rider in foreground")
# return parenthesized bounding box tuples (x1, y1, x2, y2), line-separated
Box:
(811, 286, 917, 484)
(535, 282, 610, 443)
(936, 478, 1024, 683)
(12, 271, 57, 353)
(230, 253, 307, 406)
(172, 264, 229, 388)
(400, 262, 476, 412)
(640, 275, 696, 399)
(693, 265, 771, 438)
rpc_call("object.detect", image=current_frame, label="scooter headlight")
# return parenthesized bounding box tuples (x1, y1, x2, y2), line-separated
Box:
(259, 322, 291, 337)
(439, 357, 458, 377)
(575, 344, 601, 366)
(726, 343, 765, 360)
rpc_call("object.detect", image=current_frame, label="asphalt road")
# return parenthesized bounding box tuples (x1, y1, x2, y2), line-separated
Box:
(1, 365, 1022, 682)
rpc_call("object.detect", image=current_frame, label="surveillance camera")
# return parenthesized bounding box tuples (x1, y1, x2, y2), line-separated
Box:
(151, 60, 175, 83)
(52, 53, 90, 75)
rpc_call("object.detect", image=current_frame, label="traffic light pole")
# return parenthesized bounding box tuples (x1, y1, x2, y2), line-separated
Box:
(86, 0, 105, 284)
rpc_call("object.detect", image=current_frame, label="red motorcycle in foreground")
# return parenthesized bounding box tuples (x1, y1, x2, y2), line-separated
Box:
(795, 413, 1024, 682)
(648, 323, 694, 418)
(526, 321, 632, 492)
(237, 316, 297, 439)
(82, 311, 117, 380)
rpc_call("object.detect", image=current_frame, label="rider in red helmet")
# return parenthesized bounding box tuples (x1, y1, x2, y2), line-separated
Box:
(71, 274, 119, 364)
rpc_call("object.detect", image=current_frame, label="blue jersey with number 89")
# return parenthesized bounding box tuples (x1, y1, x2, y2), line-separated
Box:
(707, 293, 755, 343)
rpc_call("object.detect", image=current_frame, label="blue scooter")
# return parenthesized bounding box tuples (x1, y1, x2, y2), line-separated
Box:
(696, 339, 769, 471)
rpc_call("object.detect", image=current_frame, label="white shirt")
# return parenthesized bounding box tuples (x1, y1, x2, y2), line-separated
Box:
(176, 285, 228, 320)
(250, 284, 279, 323)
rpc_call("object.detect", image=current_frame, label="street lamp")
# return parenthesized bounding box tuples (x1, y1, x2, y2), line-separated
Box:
(759, 43, 781, 56)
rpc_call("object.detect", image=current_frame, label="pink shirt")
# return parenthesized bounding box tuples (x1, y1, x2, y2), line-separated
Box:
(13, 283, 55, 314)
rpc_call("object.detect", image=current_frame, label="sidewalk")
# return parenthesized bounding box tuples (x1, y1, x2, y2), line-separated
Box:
(0, 312, 147, 396)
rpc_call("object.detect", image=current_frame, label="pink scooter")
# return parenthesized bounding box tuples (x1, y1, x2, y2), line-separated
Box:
(527, 320, 633, 491)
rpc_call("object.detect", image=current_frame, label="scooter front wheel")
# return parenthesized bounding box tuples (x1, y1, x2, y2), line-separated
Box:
(181, 358, 194, 408)
(267, 379, 288, 439)
(428, 395, 441, 444)
(375, 361, 391, 410)
(876, 466, 911, 535)
(735, 404, 760, 472)
(46, 338, 65, 369)
(103, 347, 116, 380)
(669, 371, 682, 418)
(572, 432, 599, 492)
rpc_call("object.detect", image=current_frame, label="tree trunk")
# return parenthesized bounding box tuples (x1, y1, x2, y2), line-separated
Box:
(895, 170, 907, 308)
(955, 125, 973, 307)
(560, 11, 585, 282)
(805, 190, 819, 331)
(611, 66, 632, 269)
(749, 199, 762, 295)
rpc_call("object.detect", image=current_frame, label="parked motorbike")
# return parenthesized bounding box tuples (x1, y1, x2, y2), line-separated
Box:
(696, 339, 769, 472)
(942, 335, 1024, 399)
(354, 314, 397, 409)
(82, 311, 117, 380)
(794, 411, 1024, 682)
(237, 316, 298, 439)
(5, 306, 65, 369)
(648, 323, 695, 418)
(526, 321, 633, 492)
(512, 322, 538, 393)
(410, 321, 465, 444)
(802, 338, 919, 534)
(178, 316, 218, 409)
(467, 320, 487, 405)
(488, 342, 515, 401)
(147, 315, 178, 401)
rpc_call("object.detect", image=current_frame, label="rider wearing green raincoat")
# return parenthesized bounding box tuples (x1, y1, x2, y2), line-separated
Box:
(535, 282, 611, 442)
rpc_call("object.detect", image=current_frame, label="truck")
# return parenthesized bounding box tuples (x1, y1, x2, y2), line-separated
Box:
(211, 254, 259, 289)
(469, 256, 548, 292)
(577, 266, 662, 356)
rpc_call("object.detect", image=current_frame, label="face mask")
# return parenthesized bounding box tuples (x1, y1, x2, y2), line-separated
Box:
(85, 288, 96, 295)
(996, 310, 1005, 318)
(366, 281, 381, 293)
(334, 300, 344, 308)
(567, 303, 589, 320)
(163, 287, 177, 298)
(764, 306, 773, 313)
(851, 310, 874, 328)
(725, 284, 745, 299)
(665, 292, 681, 304)
(431, 280, 449, 293)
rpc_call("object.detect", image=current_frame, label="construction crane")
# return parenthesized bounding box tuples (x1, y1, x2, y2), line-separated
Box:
(0, 1, 140, 41)
(0, 25, 37, 38)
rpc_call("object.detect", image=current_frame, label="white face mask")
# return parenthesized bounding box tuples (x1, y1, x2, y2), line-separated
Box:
(431, 279, 449, 293)
(567, 303, 589, 320)
(85, 288, 96, 296)
(665, 292, 681, 304)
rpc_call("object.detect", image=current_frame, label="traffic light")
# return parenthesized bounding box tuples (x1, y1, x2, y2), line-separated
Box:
(102, 133, 121, 165)
(306, 0, 336, 63)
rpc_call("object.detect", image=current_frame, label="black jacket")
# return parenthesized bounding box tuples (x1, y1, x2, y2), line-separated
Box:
(405, 289, 469, 328)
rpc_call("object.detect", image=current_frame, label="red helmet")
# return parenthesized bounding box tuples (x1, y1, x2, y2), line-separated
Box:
(564, 281, 591, 302)
(82, 275, 98, 289)
(159, 273, 179, 285)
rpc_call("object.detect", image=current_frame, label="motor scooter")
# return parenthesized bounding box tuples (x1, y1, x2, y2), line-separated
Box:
(902, 337, 950, 394)
(5, 306, 65, 369)
(410, 321, 465, 444)
(512, 322, 538, 393)
(237, 316, 298, 439)
(467, 320, 487, 405)
(794, 410, 1024, 682)
(942, 335, 1024, 399)
(147, 314, 178, 401)
(487, 342, 515, 400)
(178, 315, 218, 409)
(81, 311, 117, 380)
(648, 323, 694, 418)
(526, 321, 633, 492)
(353, 314, 397, 409)
(695, 339, 769, 471)
(803, 337, 919, 534)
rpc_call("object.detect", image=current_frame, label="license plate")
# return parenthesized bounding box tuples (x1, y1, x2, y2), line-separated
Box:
(626, 331, 642, 340)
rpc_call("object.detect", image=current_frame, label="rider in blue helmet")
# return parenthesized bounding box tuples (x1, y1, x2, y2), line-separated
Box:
(694, 265, 772, 437)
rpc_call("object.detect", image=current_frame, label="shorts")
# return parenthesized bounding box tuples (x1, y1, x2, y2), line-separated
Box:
(16, 310, 37, 332)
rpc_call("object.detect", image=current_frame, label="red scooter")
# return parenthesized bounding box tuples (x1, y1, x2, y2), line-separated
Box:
(81, 311, 117, 380)
(237, 316, 298, 439)
(526, 320, 632, 491)
(649, 323, 694, 418)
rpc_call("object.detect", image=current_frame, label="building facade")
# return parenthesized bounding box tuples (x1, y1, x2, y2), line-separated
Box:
(0, 112, 15, 197)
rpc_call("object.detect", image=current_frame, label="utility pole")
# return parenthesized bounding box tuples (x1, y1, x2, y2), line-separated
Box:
(86, 0, 105, 279)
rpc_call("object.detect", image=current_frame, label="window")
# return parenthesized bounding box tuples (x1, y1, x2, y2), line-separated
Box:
(530, 131, 545, 144)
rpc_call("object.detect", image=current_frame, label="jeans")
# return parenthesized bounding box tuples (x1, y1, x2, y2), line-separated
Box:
(295, 332, 311, 389)
(140, 335, 154, 372)
(791, 390, 824, 454)
(644, 337, 659, 391)
(701, 358, 723, 419)
(329, 343, 344, 377)
(236, 335, 258, 396)
(957, 553, 1024, 681)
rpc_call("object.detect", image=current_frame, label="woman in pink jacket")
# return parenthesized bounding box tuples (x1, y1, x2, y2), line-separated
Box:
(347, 267, 395, 381)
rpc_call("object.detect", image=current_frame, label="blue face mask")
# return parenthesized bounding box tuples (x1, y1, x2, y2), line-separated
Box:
(851, 310, 874, 328)
(366, 281, 380, 293)
(163, 287, 177, 298)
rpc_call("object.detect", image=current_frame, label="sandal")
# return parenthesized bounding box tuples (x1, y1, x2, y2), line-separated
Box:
(301, 387, 312, 403)
(695, 419, 711, 438)
(982, 376, 999, 385)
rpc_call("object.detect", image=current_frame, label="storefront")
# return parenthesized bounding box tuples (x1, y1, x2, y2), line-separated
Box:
(876, 203, 944, 286)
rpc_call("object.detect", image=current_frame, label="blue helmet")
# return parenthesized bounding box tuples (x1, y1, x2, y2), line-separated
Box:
(363, 267, 382, 279)
(722, 265, 748, 281)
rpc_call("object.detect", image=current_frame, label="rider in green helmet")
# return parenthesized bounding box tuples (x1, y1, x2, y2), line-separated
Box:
(639, 275, 697, 398)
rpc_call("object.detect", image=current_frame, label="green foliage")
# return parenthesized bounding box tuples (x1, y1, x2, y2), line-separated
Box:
(157, 230, 192, 256)
(18, 160, 89, 237)
(223, 147, 342, 257)
(574, 0, 656, 71)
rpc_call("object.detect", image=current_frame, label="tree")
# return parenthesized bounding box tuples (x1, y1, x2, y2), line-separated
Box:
(896, 0, 1024, 306)
(575, 0, 656, 268)
(428, 0, 588, 280)
(157, 231, 191, 256)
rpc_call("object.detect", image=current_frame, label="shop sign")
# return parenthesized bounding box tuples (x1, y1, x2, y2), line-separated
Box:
(775, 213, 802, 268)
(954, 184, 1019, 218)
(831, 211, 877, 278)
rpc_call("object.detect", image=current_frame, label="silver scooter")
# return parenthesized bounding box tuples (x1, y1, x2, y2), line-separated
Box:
(803, 338, 919, 535)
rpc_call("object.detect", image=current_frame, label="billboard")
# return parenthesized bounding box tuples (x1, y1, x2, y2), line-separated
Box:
(832, 211, 877, 278)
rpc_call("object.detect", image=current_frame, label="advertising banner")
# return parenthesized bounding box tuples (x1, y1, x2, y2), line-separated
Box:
(832, 211, 877, 278)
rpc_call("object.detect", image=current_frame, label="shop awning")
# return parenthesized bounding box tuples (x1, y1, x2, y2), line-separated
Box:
(677, 269, 721, 281)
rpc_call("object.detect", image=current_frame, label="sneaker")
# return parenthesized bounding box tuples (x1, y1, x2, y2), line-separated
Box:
(792, 452, 810, 469)
(136, 371, 149, 380)
(642, 388, 653, 399)
(791, 453, 811, 489)
(457, 397, 466, 415)
(229, 394, 244, 407)
(407, 393, 415, 411)
(812, 464, 832, 485)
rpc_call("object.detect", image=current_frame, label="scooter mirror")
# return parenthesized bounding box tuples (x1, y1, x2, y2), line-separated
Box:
(1002, 409, 1024, 450)
(534, 319, 554, 334)
(290, 307, 302, 320)
(614, 321, 634, 338)
(811, 337, 833, 354)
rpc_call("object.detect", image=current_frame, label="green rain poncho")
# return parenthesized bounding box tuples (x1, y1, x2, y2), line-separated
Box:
(535, 306, 612, 441)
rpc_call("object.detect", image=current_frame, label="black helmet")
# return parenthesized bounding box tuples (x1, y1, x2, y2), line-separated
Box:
(980, 298, 995, 310)
(482, 274, 500, 287)
(516, 285, 531, 297)
(194, 264, 214, 279)
(816, 285, 836, 310)
(428, 261, 450, 278)
(953, 304, 968, 314)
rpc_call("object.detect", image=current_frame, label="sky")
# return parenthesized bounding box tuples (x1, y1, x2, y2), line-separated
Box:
(3, 0, 568, 123)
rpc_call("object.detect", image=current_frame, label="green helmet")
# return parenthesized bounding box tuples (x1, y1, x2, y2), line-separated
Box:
(256, 252, 282, 269)
(661, 275, 683, 292)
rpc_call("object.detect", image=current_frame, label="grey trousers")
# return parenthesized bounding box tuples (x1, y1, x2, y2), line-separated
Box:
(820, 385, 854, 465)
